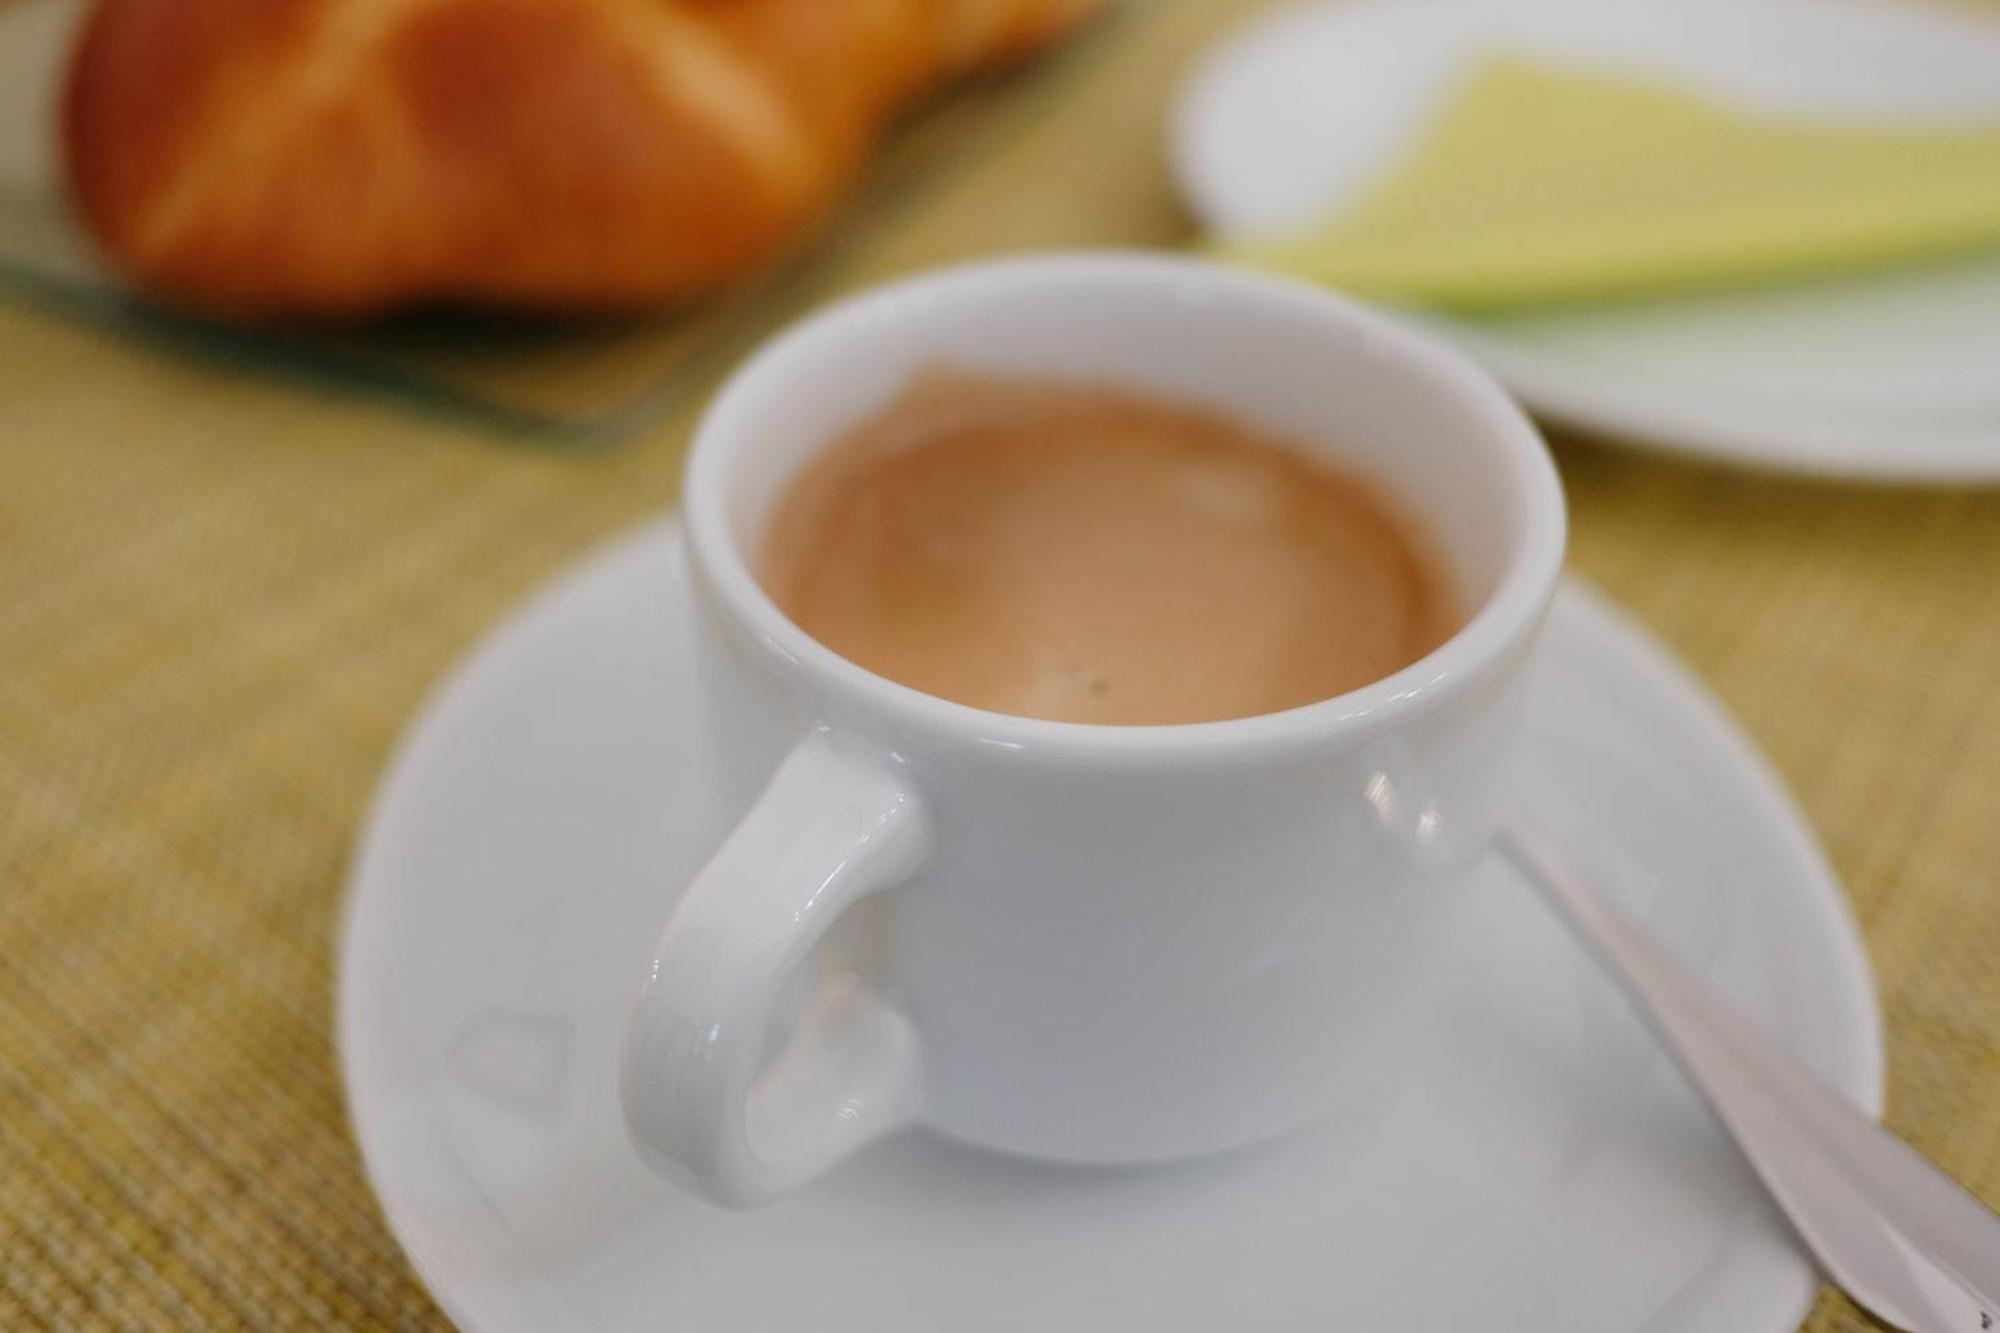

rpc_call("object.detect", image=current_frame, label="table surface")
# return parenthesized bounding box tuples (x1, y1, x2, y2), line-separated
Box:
(3, 1, 1998, 1328)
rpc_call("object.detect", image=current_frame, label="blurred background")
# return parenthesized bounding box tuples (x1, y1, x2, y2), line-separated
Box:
(2, 0, 1997, 1327)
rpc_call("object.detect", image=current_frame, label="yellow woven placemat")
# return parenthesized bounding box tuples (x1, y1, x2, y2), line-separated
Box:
(2, 2, 1998, 1329)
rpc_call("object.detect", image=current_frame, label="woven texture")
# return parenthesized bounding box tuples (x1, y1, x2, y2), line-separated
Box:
(2, 0, 1998, 1328)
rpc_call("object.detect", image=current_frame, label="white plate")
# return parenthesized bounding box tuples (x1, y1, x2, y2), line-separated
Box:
(340, 521, 1882, 1333)
(1171, 0, 2000, 482)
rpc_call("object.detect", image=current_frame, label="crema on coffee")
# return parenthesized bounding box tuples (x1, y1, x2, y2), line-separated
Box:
(759, 370, 1459, 725)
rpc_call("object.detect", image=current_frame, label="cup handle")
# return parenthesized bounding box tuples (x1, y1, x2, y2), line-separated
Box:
(620, 728, 932, 1206)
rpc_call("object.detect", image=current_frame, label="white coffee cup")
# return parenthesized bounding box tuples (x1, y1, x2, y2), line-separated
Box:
(620, 254, 1566, 1207)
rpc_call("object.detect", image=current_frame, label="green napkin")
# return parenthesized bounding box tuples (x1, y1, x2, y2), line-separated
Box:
(1227, 55, 2000, 310)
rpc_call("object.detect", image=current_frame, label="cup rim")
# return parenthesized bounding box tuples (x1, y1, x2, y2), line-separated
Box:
(684, 252, 1566, 758)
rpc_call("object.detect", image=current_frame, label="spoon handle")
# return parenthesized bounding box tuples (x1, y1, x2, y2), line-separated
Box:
(1499, 821, 2000, 1333)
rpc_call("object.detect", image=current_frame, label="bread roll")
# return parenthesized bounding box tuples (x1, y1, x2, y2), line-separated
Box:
(63, 0, 1101, 317)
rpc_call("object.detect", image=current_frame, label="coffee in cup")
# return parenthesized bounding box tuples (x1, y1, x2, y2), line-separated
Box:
(623, 255, 1566, 1207)
(759, 369, 1459, 725)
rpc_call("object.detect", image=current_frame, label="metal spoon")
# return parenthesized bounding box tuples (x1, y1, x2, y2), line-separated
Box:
(1499, 822, 2000, 1333)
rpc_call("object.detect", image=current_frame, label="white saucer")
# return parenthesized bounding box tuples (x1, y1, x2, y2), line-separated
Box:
(1171, 0, 2000, 482)
(340, 521, 1882, 1333)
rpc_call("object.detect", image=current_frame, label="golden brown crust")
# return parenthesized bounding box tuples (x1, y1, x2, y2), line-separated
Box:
(61, 0, 1102, 319)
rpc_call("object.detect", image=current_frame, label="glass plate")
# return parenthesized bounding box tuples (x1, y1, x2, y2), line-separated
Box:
(0, 0, 1137, 444)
